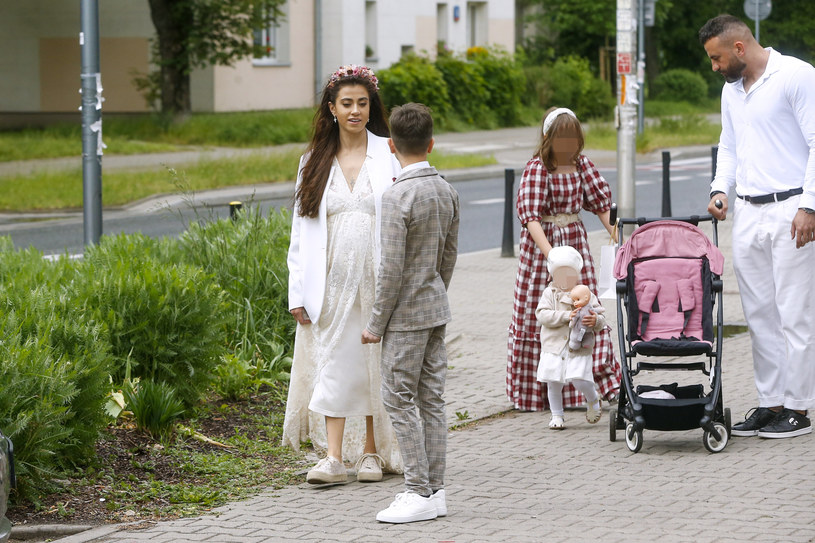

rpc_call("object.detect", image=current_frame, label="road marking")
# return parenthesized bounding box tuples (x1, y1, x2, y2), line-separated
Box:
(470, 198, 505, 205)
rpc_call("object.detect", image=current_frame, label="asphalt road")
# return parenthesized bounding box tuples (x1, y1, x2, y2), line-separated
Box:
(0, 152, 717, 256)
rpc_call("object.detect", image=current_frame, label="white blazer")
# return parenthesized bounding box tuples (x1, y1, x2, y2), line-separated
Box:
(287, 131, 400, 324)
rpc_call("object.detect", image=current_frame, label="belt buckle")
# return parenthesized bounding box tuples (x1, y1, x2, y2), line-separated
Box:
(554, 215, 571, 227)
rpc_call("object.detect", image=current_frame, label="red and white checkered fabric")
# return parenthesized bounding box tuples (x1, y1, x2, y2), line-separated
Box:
(507, 155, 621, 411)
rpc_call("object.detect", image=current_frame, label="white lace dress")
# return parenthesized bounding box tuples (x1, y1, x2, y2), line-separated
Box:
(282, 160, 402, 472)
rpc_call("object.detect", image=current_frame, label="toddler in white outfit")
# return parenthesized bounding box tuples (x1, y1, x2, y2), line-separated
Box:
(536, 246, 605, 429)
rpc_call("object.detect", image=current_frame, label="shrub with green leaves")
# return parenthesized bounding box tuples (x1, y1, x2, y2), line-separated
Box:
(652, 69, 709, 105)
(543, 56, 614, 121)
(378, 54, 450, 117)
(467, 47, 527, 127)
(174, 206, 295, 370)
(125, 380, 185, 440)
(434, 53, 493, 128)
(76, 232, 228, 408)
(0, 244, 112, 500)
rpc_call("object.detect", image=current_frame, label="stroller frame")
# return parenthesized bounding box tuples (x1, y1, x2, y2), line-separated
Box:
(609, 214, 731, 453)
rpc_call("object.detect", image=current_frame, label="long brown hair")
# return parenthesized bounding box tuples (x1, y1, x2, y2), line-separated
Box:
(535, 107, 585, 172)
(295, 76, 389, 218)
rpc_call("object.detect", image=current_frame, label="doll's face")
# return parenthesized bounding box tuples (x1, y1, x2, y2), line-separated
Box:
(551, 267, 579, 290)
(570, 285, 591, 307)
(572, 292, 589, 307)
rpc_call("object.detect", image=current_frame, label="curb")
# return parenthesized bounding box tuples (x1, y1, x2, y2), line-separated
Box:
(10, 523, 122, 543)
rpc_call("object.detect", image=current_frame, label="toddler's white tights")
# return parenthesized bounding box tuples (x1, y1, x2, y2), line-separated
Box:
(546, 379, 599, 416)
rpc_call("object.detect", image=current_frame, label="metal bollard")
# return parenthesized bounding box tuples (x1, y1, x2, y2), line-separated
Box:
(229, 201, 243, 221)
(661, 150, 672, 217)
(501, 169, 515, 258)
(711, 145, 718, 181)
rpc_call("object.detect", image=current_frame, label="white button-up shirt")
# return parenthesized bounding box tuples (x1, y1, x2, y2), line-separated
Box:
(711, 48, 815, 210)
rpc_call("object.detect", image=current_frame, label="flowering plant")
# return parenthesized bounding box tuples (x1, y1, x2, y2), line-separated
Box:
(328, 64, 379, 92)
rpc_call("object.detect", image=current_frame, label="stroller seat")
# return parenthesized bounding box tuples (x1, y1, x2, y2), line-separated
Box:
(627, 257, 713, 356)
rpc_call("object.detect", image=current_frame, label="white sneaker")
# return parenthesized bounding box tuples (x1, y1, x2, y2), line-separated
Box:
(354, 453, 384, 483)
(431, 489, 447, 517)
(549, 415, 565, 430)
(376, 491, 438, 523)
(306, 456, 347, 484)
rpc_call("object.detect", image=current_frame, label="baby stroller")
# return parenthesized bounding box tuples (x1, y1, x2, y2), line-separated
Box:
(609, 214, 730, 453)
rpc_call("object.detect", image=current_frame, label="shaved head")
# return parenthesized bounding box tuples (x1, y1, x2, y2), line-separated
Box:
(699, 14, 753, 46)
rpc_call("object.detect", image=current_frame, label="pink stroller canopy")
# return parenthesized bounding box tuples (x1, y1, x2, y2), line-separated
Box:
(613, 220, 724, 279)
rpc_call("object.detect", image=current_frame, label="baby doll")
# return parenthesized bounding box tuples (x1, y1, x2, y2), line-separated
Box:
(569, 284, 604, 350)
(535, 246, 606, 429)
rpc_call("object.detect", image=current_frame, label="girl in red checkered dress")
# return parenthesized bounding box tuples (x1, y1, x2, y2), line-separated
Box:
(507, 107, 621, 411)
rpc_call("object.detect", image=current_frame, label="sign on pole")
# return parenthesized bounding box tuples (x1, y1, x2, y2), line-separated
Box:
(743, 0, 771, 42)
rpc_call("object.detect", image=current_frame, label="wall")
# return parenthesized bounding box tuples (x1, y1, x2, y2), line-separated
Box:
(0, 0, 153, 113)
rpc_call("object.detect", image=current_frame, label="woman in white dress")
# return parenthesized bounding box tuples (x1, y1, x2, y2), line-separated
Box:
(283, 65, 402, 484)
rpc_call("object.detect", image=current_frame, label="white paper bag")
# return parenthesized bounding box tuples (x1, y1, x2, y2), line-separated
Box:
(597, 243, 617, 300)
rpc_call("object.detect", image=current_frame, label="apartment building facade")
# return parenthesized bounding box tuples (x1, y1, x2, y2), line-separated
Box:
(0, 0, 515, 117)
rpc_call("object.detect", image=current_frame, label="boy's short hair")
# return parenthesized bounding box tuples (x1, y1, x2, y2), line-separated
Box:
(389, 103, 434, 156)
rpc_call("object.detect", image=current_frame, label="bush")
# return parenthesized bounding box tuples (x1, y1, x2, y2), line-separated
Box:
(467, 47, 527, 127)
(174, 206, 295, 365)
(545, 56, 614, 121)
(0, 245, 112, 500)
(652, 69, 709, 105)
(125, 380, 185, 440)
(434, 54, 493, 128)
(77, 233, 228, 408)
(378, 54, 450, 117)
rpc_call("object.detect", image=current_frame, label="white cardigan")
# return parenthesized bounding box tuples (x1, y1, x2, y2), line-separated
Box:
(287, 131, 400, 324)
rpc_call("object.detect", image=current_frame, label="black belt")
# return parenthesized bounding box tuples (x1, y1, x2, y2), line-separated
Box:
(737, 188, 803, 204)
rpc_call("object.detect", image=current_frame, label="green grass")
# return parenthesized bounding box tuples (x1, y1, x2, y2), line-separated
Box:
(0, 132, 184, 162)
(0, 109, 317, 162)
(0, 150, 495, 211)
(585, 114, 721, 153)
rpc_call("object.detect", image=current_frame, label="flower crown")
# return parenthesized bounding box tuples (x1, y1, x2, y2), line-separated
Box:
(328, 64, 379, 92)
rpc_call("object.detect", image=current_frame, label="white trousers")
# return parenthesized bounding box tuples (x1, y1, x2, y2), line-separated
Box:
(732, 195, 815, 410)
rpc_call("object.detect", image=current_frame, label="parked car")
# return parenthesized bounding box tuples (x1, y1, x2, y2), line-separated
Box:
(0, 432, 14, 543)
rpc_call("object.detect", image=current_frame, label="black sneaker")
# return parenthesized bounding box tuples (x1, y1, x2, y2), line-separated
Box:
(731, 407, 778, 437)
(757, 409, 812, 439)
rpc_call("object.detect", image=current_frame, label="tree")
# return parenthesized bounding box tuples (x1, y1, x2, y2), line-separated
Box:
(518, 0, 615, 71)
(139, 0, 284, 116)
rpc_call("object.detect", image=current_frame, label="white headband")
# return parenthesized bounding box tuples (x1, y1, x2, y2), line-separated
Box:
(542, 108, 578, 136)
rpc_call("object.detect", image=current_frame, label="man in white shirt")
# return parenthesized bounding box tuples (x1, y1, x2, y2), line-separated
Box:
(701, 14, 815, 439)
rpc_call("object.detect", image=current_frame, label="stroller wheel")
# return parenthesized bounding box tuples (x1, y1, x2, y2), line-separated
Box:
(609, 409, 617, 442)
(625, 423, 642, 453)
(703, 422, 728, 453)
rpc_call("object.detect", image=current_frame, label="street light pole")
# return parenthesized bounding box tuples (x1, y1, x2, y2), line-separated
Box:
(616, 0, 638, 220)
(80, 0, 103, 246)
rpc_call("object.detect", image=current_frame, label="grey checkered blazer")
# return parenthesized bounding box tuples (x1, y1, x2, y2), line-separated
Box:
(367, 166, 459, 335)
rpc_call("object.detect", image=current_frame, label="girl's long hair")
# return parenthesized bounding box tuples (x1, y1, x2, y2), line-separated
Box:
(295, 77, 389, 218)
(535, 107, 585, 172)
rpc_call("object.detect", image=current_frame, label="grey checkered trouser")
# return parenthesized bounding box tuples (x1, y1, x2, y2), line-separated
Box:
(380, 325, 447, 496)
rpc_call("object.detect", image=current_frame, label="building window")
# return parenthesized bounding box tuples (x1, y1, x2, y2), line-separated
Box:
(253, 1, 290, 66)
(365, 1, 378, 61)
(437, 3, 449, 53)
(466, 1, 487, 49)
